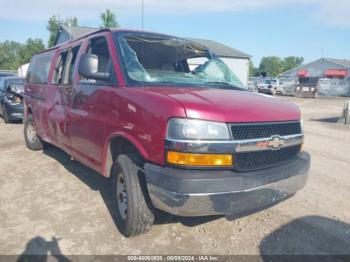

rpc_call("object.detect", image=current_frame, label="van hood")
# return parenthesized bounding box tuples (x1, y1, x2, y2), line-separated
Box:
(145, 87, 300, 123)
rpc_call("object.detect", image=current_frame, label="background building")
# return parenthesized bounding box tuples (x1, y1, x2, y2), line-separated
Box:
(55, 25, 251, 86)
(281, 58, 350, 96)
(281, 58, 350, 79)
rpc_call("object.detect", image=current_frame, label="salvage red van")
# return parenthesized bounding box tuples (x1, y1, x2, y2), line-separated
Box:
(24, 29, 310, 237)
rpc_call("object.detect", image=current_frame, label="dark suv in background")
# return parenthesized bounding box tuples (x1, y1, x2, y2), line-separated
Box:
(0, 76, 25, 123)
(0, 72, 14, 78)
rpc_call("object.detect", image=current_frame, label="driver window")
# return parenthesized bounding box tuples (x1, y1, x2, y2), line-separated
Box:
(80, 36, 113, 84)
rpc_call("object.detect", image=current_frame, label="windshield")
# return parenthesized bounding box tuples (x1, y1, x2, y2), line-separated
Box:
(7, 79, 24, 85)
(115, 32, 245, 90)
(265, 80, 277, 84)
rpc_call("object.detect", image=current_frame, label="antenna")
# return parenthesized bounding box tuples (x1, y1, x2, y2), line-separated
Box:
(142, 0, 144, 32)
(141, 0, 145, 87)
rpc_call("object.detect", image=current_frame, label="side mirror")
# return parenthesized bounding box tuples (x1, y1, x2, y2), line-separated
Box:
(78, 54, 110, 82)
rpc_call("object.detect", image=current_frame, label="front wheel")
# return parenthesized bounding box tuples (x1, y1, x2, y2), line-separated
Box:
(24, 115, 44, 150)
(112, 154, 154, 237)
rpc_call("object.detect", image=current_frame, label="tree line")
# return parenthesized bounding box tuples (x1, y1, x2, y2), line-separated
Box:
(249, 56, 304, 77)
(0, 9, 119, 70)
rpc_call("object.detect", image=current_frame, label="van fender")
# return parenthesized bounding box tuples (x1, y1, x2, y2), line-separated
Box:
(24, 103, 33, 119)
(102, 132, 149, 177)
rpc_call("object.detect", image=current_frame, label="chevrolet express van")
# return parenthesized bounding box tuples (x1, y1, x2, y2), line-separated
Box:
(24, 29, 310, 237)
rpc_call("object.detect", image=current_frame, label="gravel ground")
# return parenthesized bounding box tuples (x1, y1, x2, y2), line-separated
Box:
(0, 96, 349, 258)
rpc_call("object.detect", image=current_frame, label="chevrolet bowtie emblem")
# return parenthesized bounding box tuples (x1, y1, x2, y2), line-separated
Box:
(256, 136, 285, 150)
(267, 136, 285, 149)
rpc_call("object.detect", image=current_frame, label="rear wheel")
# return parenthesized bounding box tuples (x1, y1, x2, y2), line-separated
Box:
(24, 115, 44, 150)
(112, 154, 154, 237)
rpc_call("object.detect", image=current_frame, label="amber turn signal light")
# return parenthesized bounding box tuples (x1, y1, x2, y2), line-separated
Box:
(167, 151, 233, 167)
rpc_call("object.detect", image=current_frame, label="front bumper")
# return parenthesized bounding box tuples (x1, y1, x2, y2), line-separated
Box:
(144, 152, 310, 217)
(258, 88, 274, 94)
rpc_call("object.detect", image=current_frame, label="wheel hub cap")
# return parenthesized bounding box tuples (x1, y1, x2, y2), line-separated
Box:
(27, 123, 37, 143)
(116, 173, 128, 220)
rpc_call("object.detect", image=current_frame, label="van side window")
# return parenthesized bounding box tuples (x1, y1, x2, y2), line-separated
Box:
(52, 45, 81, 85)
(80, 36, 116, 85)
(52, 51, 68, 84)
(67, 45, 81, 84)
(27, 53, 53, 84)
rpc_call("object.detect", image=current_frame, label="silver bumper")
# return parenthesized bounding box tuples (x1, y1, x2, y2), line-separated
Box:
(145, 152, 310, 217)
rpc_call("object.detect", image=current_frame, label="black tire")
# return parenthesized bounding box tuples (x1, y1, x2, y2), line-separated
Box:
(1, 104, 9, 123)
(24, 115, 44, 150)
(112, 154, 154, 237)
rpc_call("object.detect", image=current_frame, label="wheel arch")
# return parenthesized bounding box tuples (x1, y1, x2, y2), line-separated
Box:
(102, 133, 149, 178)
(25, 104, 33, 118)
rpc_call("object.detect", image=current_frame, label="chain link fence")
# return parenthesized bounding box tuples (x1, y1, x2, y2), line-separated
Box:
(248, 77, 350, 97)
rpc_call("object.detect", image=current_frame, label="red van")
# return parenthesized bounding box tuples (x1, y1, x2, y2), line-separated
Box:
(24, 29, 310, 237)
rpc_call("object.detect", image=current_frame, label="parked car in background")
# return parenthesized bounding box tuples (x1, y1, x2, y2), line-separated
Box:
(0, 77, 25, 123)
(279, 78, 298, 96)
(295, 77, 319, 98)
(247, 79, 259, 92)
(258, 79, 283, 95)
(24, 29, 310, 237)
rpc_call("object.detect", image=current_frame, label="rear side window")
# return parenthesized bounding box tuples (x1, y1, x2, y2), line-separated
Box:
(66, 45, 81, 85)
(27, 53, 53, 84)
(52, 45, 81, 85)
(52, 51, 68, 84)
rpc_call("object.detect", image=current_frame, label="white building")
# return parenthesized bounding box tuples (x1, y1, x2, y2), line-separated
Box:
(17, 63, 29, 77)
(185, 38, 251, 86)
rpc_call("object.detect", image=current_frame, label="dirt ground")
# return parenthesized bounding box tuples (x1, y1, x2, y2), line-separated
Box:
(0, 96, 350, 257)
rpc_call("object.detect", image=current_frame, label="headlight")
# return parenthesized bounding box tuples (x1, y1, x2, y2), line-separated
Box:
(166, 118, 230, 140)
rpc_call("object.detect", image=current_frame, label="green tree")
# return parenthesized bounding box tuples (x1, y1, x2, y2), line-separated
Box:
(18, 38, 45, 65)
(100, 9, 119, 28)
(47, 15, 78, 48)
(249, 60, 258, 77)
(0, 39, 45, 70)
(0, 41, 22, 70)
(282, 56, 304, 72)
(259, 56, 284, 77)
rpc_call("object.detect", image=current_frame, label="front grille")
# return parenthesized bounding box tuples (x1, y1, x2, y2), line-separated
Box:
(230, 121, 302, 140)
(235, 145, 301, 171)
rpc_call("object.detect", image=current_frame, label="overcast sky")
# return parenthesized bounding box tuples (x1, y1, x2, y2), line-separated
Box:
(0, 0, 349, 65)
